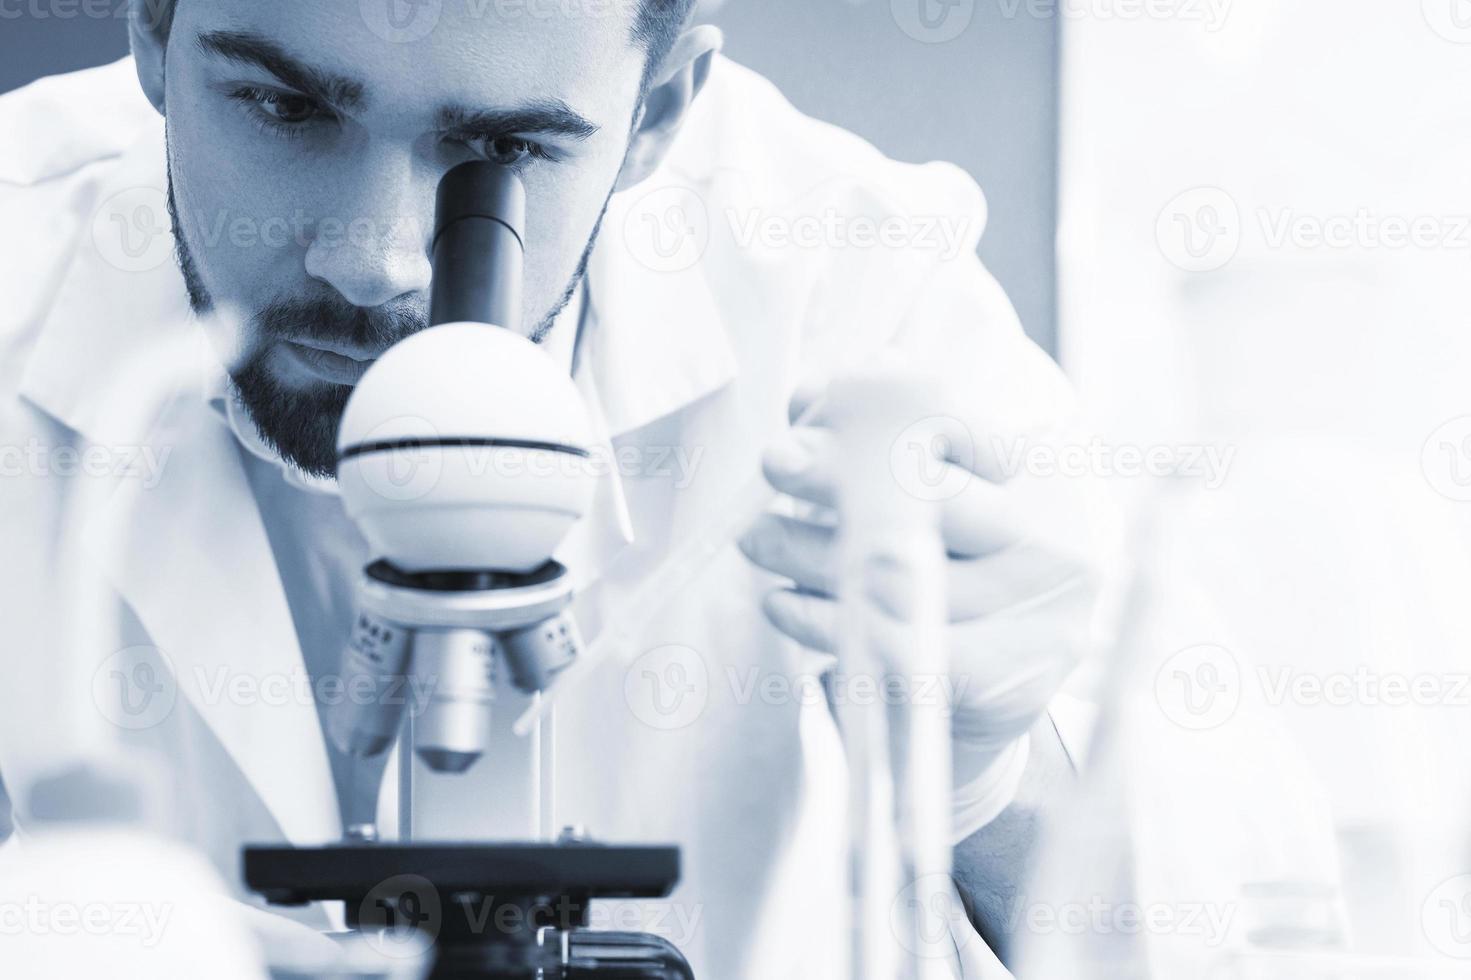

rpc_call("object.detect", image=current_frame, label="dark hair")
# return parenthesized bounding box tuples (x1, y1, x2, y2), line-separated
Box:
(634, 1, 699, 90)
(136, 0, 696, 91)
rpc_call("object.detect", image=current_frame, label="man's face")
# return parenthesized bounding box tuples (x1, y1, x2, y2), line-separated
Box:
(162, 0, 650, 475)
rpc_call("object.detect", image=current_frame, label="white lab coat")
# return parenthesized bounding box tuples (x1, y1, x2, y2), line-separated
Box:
(0, 56, 1078, 979)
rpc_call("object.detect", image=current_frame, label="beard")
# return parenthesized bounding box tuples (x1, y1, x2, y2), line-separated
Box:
(166, 154, 613, 479)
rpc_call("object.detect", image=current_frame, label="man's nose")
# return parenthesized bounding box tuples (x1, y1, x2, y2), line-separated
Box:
(303, 151, 435, 309)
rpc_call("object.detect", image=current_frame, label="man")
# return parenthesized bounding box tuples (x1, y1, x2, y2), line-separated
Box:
(0, 1, 1096, 976)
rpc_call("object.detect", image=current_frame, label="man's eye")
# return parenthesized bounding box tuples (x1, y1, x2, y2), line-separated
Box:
(232, 87, 326, 129)
(260, 92, 321, 124)
(478, 135, 546, 167)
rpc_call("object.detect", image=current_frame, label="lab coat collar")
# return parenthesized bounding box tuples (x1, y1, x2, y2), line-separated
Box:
(583, 169, 739, 438)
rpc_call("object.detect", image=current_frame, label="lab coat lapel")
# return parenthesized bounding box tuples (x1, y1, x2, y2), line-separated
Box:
(555, 167, 740, 590)
(584, 168, 739, 439)
(81, 393, 342, 846)
(17, 125, 340, 847)
(555, 364, 636, 594)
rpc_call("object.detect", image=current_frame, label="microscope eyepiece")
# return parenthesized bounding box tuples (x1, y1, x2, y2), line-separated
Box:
(433, 161, 526, 242)
(428, 162, 526, 330)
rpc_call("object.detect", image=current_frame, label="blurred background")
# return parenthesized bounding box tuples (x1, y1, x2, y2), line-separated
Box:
(8, 0, 1471, 975)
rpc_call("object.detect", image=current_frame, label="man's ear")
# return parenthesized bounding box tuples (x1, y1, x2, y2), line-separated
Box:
(616, 24, 723, 192)
(128, 0, 170, 115)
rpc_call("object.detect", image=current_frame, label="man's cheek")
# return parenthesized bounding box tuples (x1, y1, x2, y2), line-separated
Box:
(178, 170, 303, 293)
(525, 179, 611, 277)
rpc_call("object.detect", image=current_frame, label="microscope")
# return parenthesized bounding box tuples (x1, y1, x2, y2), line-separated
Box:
(243, 163, 693, 980)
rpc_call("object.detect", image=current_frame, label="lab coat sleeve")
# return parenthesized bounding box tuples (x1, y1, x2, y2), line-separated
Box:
(792, 158, 1078, 474)
(888, 246, 1076, 447)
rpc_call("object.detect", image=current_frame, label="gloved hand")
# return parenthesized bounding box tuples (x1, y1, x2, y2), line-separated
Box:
(738, 370, 1097, 839)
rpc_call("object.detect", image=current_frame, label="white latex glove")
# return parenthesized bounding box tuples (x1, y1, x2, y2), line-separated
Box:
(738, 373, 1096, 838)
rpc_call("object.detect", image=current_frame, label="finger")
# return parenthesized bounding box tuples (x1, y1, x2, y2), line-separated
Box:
(864, 542, 1092, 623)
(796, 371, 1022, 484)
(761, 588, 839, 653)
(762, 427, 838, 507)
(763, 583, 933, 669)
(738, 513, 840, 594)
(939, 477, 1027, 557)
(947, 544, 1094, 622)
(764, 587, 950, 681)
(788, 379, 829, 425)
(764, 430, 1026, 557)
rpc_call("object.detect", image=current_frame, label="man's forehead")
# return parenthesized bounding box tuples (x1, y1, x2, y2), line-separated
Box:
(175, 0, 646, 124)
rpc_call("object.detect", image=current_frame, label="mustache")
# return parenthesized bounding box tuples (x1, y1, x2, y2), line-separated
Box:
(254, 294, 428, 352)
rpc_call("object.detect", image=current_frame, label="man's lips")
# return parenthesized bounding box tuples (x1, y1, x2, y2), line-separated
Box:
(276, 338, 382, 386)
(284, 336, 385, 361)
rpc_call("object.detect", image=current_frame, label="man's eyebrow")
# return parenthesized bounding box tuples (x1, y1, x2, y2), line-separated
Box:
(438, 102, 600, 142)
(196, 30, 366, 110)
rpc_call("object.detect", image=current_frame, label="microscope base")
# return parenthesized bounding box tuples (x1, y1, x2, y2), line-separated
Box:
(242, 841, 694, 979)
